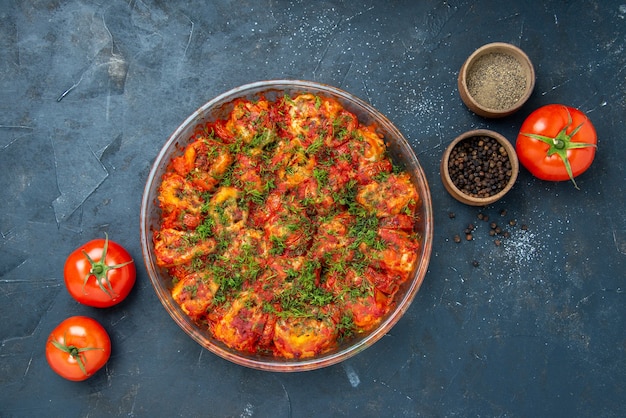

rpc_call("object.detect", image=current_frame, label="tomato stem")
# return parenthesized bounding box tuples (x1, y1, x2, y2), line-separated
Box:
(50, 335, 104, 376)
(82, 233, 134, 299)
(553, 138, 565, 149)
(521, 106, 596, 190)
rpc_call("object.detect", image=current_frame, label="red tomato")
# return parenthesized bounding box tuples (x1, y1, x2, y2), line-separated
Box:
(64, 233, 136, 308)
(516, 104, 597, 189)
(46, 316, 111, 381)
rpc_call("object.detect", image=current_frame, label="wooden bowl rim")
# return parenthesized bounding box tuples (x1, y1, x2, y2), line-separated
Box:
(458, 42, 535, 118)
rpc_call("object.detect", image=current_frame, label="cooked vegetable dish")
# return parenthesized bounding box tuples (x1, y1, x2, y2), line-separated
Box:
(154, 93, 423, 358)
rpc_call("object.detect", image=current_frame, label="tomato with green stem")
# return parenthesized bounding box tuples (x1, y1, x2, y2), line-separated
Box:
(64, 233, 136, 308)
(516, 104, 597, 189)
(46, 316, 111, 381)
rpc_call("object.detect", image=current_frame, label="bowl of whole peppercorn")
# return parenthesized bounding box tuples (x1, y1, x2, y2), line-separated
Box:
(458, 42, 535, 118)
(440, 129, 519, 206)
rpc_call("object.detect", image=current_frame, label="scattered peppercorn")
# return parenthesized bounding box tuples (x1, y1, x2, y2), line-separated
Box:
(449, 209, 530, 268)
(447, 136, 512, 198)
(448, 212, 456, 219)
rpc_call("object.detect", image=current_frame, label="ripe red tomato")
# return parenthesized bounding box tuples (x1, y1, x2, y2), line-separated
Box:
(516, 104, 597, 189)
(46, 316, 111, 381)
(64, 233, 136, 308)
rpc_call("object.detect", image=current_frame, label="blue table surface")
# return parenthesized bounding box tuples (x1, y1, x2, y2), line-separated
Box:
(1, 1, 625, 416)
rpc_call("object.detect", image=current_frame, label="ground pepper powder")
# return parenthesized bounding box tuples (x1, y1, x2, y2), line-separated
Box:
(448, 135, 512, 198)
(467, 52, 527, 110)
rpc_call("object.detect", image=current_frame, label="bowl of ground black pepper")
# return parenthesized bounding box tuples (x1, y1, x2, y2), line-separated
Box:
(440, 129, 519, 206)
(458, 42, 535, 118)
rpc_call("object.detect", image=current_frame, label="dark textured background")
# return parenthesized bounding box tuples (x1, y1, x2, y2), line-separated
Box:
(1, 1, 625, 416)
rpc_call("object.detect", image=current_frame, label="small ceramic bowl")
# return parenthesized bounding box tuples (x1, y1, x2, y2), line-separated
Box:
(458, 42, 535, 118)
(440, 129, 519, 206)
